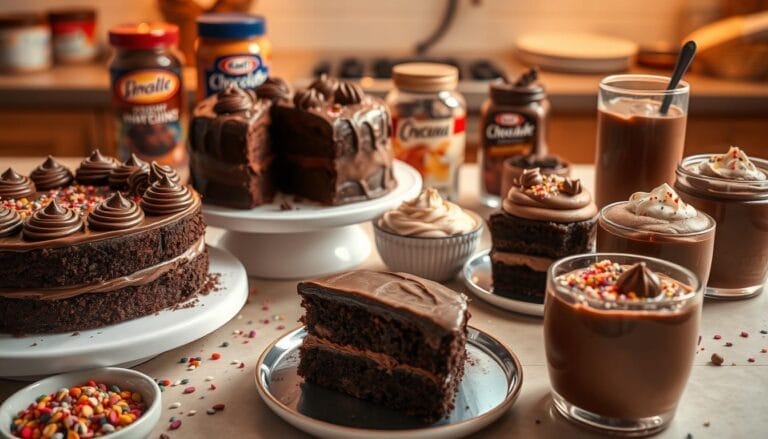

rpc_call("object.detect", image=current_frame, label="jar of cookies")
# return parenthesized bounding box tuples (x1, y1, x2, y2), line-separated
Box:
(387, 63, 466, 201)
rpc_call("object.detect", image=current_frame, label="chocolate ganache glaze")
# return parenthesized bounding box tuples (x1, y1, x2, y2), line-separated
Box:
(23, 199, 83, 241)
(30, 156, 74, 190)
(503, 168, 597, 222)
(0, 168, 36, 199)
(256, 76, 291, 102)
(88, 192, 145, 231)
(140, 175, 194, 215)
(334, 81, 364, 105)
(149, 161, 181, 185)
(0, 206, 22, 237)
(109, 154, 148, 190)
(293, 88, 325, 110)
(213, 84, 257, 115)
(75, 150, 119, 185)
(308, 73, 337, 99)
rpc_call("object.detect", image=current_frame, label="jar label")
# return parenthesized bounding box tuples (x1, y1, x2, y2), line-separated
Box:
(111, 67, 184, 160)
(481, 111, 538, 196)
(392, 115, 466, 196)
(203, 54, 268, 97)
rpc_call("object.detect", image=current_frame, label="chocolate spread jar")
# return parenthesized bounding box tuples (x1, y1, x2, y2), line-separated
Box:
(479, 68, 551, 206)
(109, 23, 186, 168)
(0, 13, 51, 73)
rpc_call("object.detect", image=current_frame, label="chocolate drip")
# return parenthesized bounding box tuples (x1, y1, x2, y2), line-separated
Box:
(140, 175, 194, 216)
(213, 84, 255, 115)
(127, 167, 151, 196)
(23, 199, 83, 241)
(256, 77, 291, 102)
(109, 154, 148, 190)
(88, 192, 145, 231)
(334, 81, 365, 105)
(0, 206, 22, 237)
(518, 167, 543, 188)
(308, 74, 337, 100)
(616, 262, 663, 299)
(294, 88, 325, 111)
(75, 150, 119, 186)
(560, 178, 582, 195)
(30, 156, 74, 190)
(149, 161, 181, 185)
(0, 168, 36, 199)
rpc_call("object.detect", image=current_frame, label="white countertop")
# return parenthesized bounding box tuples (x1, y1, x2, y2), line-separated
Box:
(0, 160, 766, 438)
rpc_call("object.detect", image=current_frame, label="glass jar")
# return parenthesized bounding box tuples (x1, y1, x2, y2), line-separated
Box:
(195, 13, 270, 102)
(386, 63, 466, 201)
(0, 13, 51, 73)
(48, 8, 97, 64)
(108, 23, 187, 168)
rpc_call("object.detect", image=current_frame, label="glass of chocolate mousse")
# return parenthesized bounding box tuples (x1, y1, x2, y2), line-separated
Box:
(595, 75, 689, 208)
(675, 146, 768, 298)
(545, 254, 702, 435)
(598, 183, 716, 284)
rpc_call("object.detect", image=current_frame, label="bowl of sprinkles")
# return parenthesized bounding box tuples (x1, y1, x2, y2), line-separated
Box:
(0, 367, 160, 439)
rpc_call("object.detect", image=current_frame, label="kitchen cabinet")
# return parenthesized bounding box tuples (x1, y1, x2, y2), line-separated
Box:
(0, 109, 113, 157)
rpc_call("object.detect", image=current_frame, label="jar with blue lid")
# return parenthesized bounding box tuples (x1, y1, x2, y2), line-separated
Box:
(195, 13, 271, 102)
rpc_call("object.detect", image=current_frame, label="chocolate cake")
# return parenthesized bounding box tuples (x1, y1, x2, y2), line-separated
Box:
(297, 270, 469, 422)
(0, 152, 209, 334)
(189, 76, 396, 208)
(490, 168, 597, 303)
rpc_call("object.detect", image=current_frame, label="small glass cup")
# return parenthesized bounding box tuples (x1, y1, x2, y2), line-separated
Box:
(675, 155, 768, 298)
(597, 202, 716, 285)
(545, 253, 702, 436)
(594, 75, 690, 208)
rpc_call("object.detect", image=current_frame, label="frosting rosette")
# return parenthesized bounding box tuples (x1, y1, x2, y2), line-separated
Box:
(149, 161, 181, 185)
(294, 88, 325, 111)
(140, 175, 194, 216)
(694, 146, 767, 181)
(75, 149, 119, 185)
(0, 205, 22, 237)
(378, 188, 478, 237)
(502, 168, 597, 222)
(213, 84, 256, 115)
(22, 199, 83, 241)
(334, 81, 365, 105)
(30, 156, 74, 190)
(127, 167, 151, 196)
(0, 168, 36, 199)
(88, 192, 145, 231)
(256, 77, 291, 102)
(109, 154, 148, 190)
(308, 74, 337, 100)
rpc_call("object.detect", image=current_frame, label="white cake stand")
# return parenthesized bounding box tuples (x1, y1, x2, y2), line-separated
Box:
(203, 161, 422, 279)
(0, 246, 248, 380)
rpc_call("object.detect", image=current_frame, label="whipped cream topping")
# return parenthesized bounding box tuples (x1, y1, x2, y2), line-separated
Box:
(378, 188, 477, 237)
(696, 146, 767, 181)
(628, 183, 696, 220)
(502, 169, 597, 223)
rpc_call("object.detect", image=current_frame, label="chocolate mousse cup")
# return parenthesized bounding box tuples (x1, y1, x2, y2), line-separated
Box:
(597, 202, 716, 284)
(545, 254, 702, 435)
(675, 155, 768, 298)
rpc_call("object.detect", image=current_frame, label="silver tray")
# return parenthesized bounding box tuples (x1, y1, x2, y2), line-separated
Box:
(255, 326, 523, 439)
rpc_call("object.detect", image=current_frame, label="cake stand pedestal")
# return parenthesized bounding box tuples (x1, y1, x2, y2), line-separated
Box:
(203, 161, 422, 279)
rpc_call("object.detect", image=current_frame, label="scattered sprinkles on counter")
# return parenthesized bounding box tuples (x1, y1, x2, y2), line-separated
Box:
(10, 381, 146, 438)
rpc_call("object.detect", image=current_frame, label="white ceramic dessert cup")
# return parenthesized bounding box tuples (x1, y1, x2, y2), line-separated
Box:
(372, 211, 484, 282)
(0, 367, 161, 439)
(544, 253, 703, 437)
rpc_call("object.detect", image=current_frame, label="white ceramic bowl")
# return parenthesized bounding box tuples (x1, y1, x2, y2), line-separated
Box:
(0, 367, 161, 439)
(373, 211, 484, 282)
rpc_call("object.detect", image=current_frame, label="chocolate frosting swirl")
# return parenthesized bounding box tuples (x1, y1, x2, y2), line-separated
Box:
(256, 77, 291, 102)
(560, 178, 582, 196)
(30, 156, 74, 190)
(88, 192, 145, 231)
(308, 74, 337, 99)
(616, 262, 662, 299)
(0, 205, 22, 237)
(293, 88, 325, 111)
(127, 167, 151, 196)
(149, 161, 181, 185)
(109, 154, 148, 190)
(213, 84, 256, 115)
(0, 168, 36, 199)
(334, 81, 365, 105)
(75, 150, 119, 185)
(503, 169, 597, 222)
(23, 199, 83, 241)
(140, 175, 194, 216)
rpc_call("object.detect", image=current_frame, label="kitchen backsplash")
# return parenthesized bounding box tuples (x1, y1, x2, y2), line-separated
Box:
(0, 0, 712, 52)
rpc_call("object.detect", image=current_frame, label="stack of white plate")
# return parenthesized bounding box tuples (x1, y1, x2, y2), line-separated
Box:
(515, 32, 638, 73)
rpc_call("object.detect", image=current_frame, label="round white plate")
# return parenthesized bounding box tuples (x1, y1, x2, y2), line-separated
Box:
(515, 32, 637, 73)
(0, 245, 248, 380)
(203, 160, 422, 233)
(461, 251, 544, 317)
(255, 326, 523, 439)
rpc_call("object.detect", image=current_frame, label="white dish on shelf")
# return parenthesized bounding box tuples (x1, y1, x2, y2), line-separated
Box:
(461, 251, 544, 317)
(515, 32, 637, 73)
(0, 245, 248, 380)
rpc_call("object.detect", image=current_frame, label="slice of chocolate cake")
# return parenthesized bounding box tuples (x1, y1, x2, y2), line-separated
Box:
(297, 270, 469, 422)
(490, 168, 597, 303)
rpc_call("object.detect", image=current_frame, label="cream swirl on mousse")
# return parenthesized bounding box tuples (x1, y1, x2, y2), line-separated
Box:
(692, 146, 767, 181)
(378, 188, 478, 237)
(502, 168, 597, 222)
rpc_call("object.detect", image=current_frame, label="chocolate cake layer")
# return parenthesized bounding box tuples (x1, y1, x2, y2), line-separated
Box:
(0, 207, 205, 289)
(0, 251, 209, 334)
(491, 260, 548, 303)
(489, 211, 596, 259)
